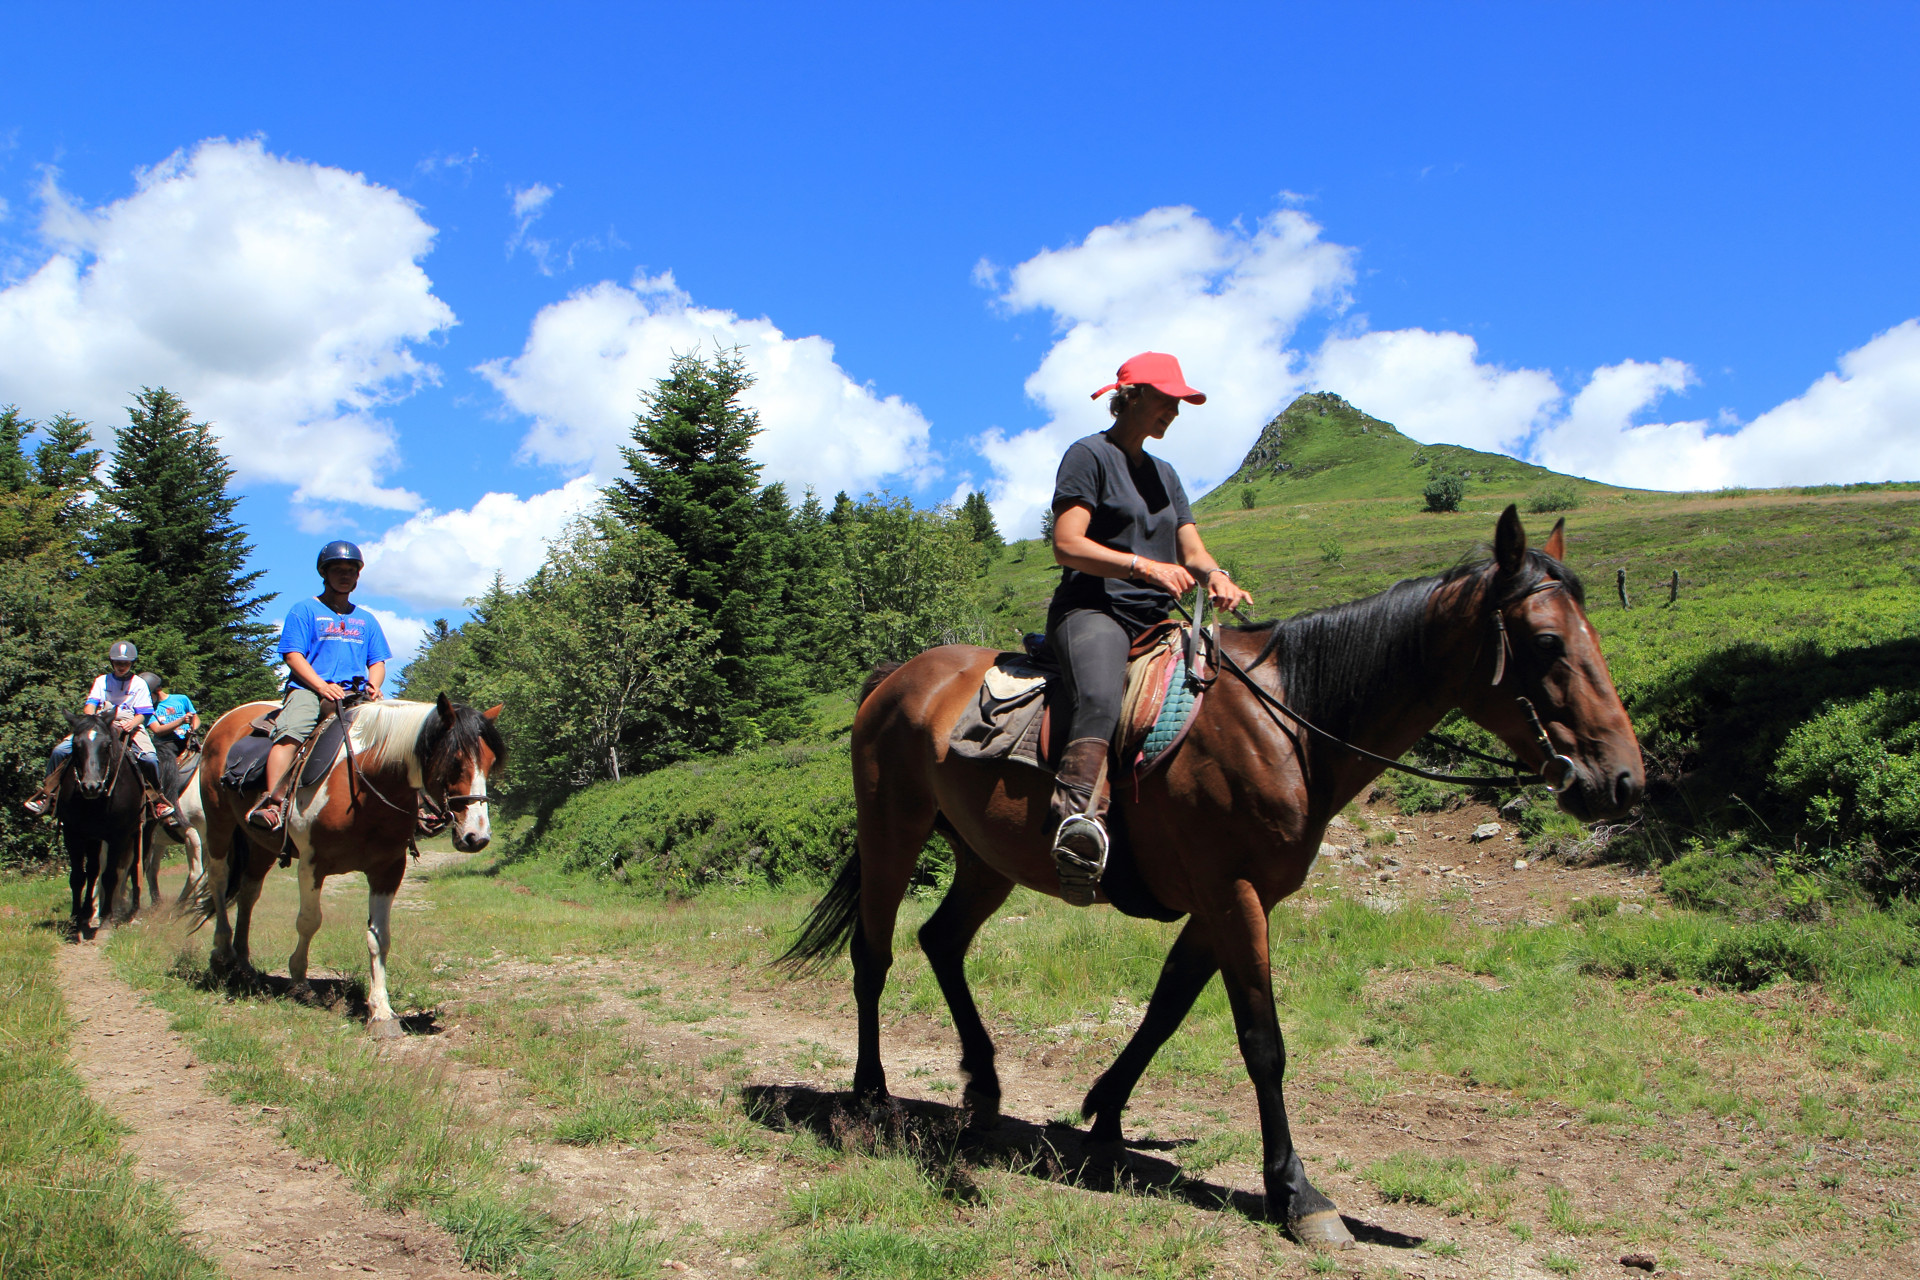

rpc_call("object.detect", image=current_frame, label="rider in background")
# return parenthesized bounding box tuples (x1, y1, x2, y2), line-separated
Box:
(143, 671, 198, 814)
(1045, 352, 1252, 905)
(247, 541, 390, 833)
(22, 640, 180, 830)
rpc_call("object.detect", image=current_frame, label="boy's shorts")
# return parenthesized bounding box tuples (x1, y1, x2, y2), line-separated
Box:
(272, 688, 327, 744)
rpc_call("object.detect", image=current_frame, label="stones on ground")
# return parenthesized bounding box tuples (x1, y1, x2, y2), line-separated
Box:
(1348, 851, 1370, 868)
(1513, 858, 1529, 870)
(1471, 822, 1502, 841)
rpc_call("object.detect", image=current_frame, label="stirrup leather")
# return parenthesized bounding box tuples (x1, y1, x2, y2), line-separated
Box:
(1052, 815, 1109, 907)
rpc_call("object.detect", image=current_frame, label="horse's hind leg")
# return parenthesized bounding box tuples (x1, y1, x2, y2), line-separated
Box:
(205, 824, 238, 969)
(177, 827, 204, 907)
(917, 834, 1014, 1122)
(1082, 916, 1219, 1142)
(849, 767, 936, 1104)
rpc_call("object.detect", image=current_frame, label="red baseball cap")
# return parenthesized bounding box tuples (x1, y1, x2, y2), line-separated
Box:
(1090, 351, 1207, 404)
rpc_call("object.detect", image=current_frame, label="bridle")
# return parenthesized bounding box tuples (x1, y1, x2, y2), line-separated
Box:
(1179, 572, 1580, 794)
(338, 703, 490, 853)
(74, 720, 131, 800)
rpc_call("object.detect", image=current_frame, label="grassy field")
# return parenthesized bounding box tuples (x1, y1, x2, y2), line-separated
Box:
(4, 827, 1915, 1278)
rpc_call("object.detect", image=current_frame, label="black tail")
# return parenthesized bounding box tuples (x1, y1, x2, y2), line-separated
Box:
(776, 853, 862, 977)
(858, 661, 904, 707)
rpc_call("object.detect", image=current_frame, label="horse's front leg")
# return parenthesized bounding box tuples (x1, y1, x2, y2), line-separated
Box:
(1214, 880, 1352, 1249)
(143, 820, 164, 909)
(364, 861, 405, 1039)
(917, 841, 1014, 1122)
(287, 855, 324, 996)
(1082, 916, 1219, 1142)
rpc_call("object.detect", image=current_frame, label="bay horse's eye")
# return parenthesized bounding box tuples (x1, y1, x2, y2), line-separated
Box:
(1535, 632, 1566, 659)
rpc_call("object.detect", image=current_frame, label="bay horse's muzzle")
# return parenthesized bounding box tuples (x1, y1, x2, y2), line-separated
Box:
(1557, 758, 1644, 822)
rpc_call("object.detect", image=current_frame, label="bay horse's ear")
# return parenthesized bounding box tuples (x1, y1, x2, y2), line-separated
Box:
(482, 704, 502, 722)
(1494, 504, 1527, 574)
(436, 691, 454, 720)
(1542, 517, 1566, 562)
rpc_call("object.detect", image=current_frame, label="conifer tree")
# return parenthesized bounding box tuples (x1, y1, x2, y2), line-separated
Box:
(86, 388, 277, 708)
(959, 490, 1004, 558)
(607, 349, 804, 748)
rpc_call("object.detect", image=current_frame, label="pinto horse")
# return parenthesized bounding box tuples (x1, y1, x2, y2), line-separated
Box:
(196, 694, 503, 1037)
(56, 711, 148, 937)
(781, 507, 1643, 1247)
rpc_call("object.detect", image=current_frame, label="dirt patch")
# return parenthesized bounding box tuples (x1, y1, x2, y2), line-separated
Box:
(55, 937, 469, 1279)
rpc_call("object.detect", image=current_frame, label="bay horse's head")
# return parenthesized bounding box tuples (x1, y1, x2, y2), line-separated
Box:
(417, 694, 506, 852)
(64, 711, 121, 800)
(1456, 506, 1644, 822)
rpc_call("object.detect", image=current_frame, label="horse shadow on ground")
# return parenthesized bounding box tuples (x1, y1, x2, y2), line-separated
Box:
(742, 1084, 1421, 1250)
(182, 963, 442, 1036)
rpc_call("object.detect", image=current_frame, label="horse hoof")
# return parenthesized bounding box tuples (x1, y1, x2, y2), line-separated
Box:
(367, 1017, 404, 1041)
(1289, 1209, 1355, 1250)
(961, 1086, 1002, 1128)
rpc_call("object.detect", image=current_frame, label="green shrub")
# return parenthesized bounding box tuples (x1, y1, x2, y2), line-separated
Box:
(1240, 485, 1257, 510)
(1570, 895, 1618, 924)
(1772, 690, 1920, 890)
(518, 737, 942, 893)
(1318, 538, 1344, 565)
(1423, 472, 1465, 513)
(1525, 483, 1583, 514)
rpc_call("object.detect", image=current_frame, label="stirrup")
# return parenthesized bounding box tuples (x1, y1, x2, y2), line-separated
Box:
(1052, 815, 1109, 907)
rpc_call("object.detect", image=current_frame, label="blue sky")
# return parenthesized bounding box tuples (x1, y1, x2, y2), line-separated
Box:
(3, 2, 1917, 659)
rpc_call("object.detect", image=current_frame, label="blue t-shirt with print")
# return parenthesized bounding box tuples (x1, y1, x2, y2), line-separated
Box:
(280, 598, 393, 688)
(151, 693, 196, 740)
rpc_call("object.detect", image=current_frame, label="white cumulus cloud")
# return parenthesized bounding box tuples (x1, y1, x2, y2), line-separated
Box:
(367, 607, 433, 669)
(1308, 327, 1562, 454)
(359, 474, 601, 610)
(977, 204, 1353, 534)
(478, 270, 934, 496)
(0, 137, 452, 510)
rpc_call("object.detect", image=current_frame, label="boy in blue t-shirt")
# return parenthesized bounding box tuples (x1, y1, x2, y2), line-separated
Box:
(143, 672, 198, 809)
(247, 541, 392, 832)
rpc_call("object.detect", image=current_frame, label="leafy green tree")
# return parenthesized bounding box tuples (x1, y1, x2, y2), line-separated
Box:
(452, 511, 721, 807)
(33, 413, 102, 533)
(0, 408, 30, 492)
(86, 388, 278, 709)
(959, 490, 1004, 559)
(396, 618, 472, 703)
(607, 349, 804, 749)
(806, 494, 986, 680)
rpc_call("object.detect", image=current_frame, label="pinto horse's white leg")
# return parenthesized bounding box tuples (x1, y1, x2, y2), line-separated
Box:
(287, 855, 324, 993)
(175, 827, 204, 908)
(365, 889, 401, 1039)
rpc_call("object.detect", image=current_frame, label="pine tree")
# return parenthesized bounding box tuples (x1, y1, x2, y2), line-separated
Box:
(959, 491, 1004, 559)
(607, 349, 804, 749)
(0, 408, 111, 865)
(86, 388, 278, 709)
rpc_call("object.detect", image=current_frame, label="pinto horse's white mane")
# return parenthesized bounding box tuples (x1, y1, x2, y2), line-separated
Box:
(348, 699, 439, 780)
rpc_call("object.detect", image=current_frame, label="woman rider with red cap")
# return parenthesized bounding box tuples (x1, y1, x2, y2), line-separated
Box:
(1045, 352, 1253, 905)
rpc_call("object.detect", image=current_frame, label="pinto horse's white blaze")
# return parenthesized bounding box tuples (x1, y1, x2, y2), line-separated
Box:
(451, 764, 490, 851)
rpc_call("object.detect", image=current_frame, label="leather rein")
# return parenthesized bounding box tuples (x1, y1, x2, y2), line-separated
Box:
(336, 702, 487, 857)
(1174, 578, 1579, 794)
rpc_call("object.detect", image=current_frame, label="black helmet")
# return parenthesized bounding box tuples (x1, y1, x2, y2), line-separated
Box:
(317, 540, 364, 575)
(137, 671, 164, 696)
(108, 640, 137, 664)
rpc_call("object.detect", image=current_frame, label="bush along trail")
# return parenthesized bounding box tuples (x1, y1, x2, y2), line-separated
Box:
(11, 801, 1916, 1280)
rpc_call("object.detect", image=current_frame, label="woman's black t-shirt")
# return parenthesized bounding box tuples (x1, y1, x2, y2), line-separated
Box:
(1047, 431, 1195, 632)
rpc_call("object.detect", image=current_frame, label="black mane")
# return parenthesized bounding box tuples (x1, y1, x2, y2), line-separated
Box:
(414, 700, 506, 790)
(1237, 548, 1583, 737)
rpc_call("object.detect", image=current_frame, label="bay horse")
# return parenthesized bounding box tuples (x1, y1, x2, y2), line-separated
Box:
(56, 711, 148, 938)
(781, 507, 1643, 1247)
(196, 694, 504, 1037)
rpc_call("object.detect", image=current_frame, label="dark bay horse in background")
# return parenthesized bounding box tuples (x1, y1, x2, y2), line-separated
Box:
(56, 711, 148, 938)
(196, 694, 503, 1037)
(782, 507, 1644, 1247)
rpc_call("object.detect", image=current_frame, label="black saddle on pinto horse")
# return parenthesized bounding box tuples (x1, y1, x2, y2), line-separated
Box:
(220, 707, 358, 793)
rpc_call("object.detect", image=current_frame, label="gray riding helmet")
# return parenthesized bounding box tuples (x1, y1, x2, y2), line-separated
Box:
(108, 640, 138, 664)
(317, 540, 364, 575)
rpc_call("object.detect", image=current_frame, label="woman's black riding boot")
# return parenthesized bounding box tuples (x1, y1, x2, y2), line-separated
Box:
(1050, 737, 1112, 907)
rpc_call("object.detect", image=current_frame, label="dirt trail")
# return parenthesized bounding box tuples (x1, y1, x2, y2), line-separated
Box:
(56, 939, 469, 1278)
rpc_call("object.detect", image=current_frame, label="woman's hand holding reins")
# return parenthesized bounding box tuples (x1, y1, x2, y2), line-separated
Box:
(1204, 569, 1254, 613)
(1132, 558, 1196, 597)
